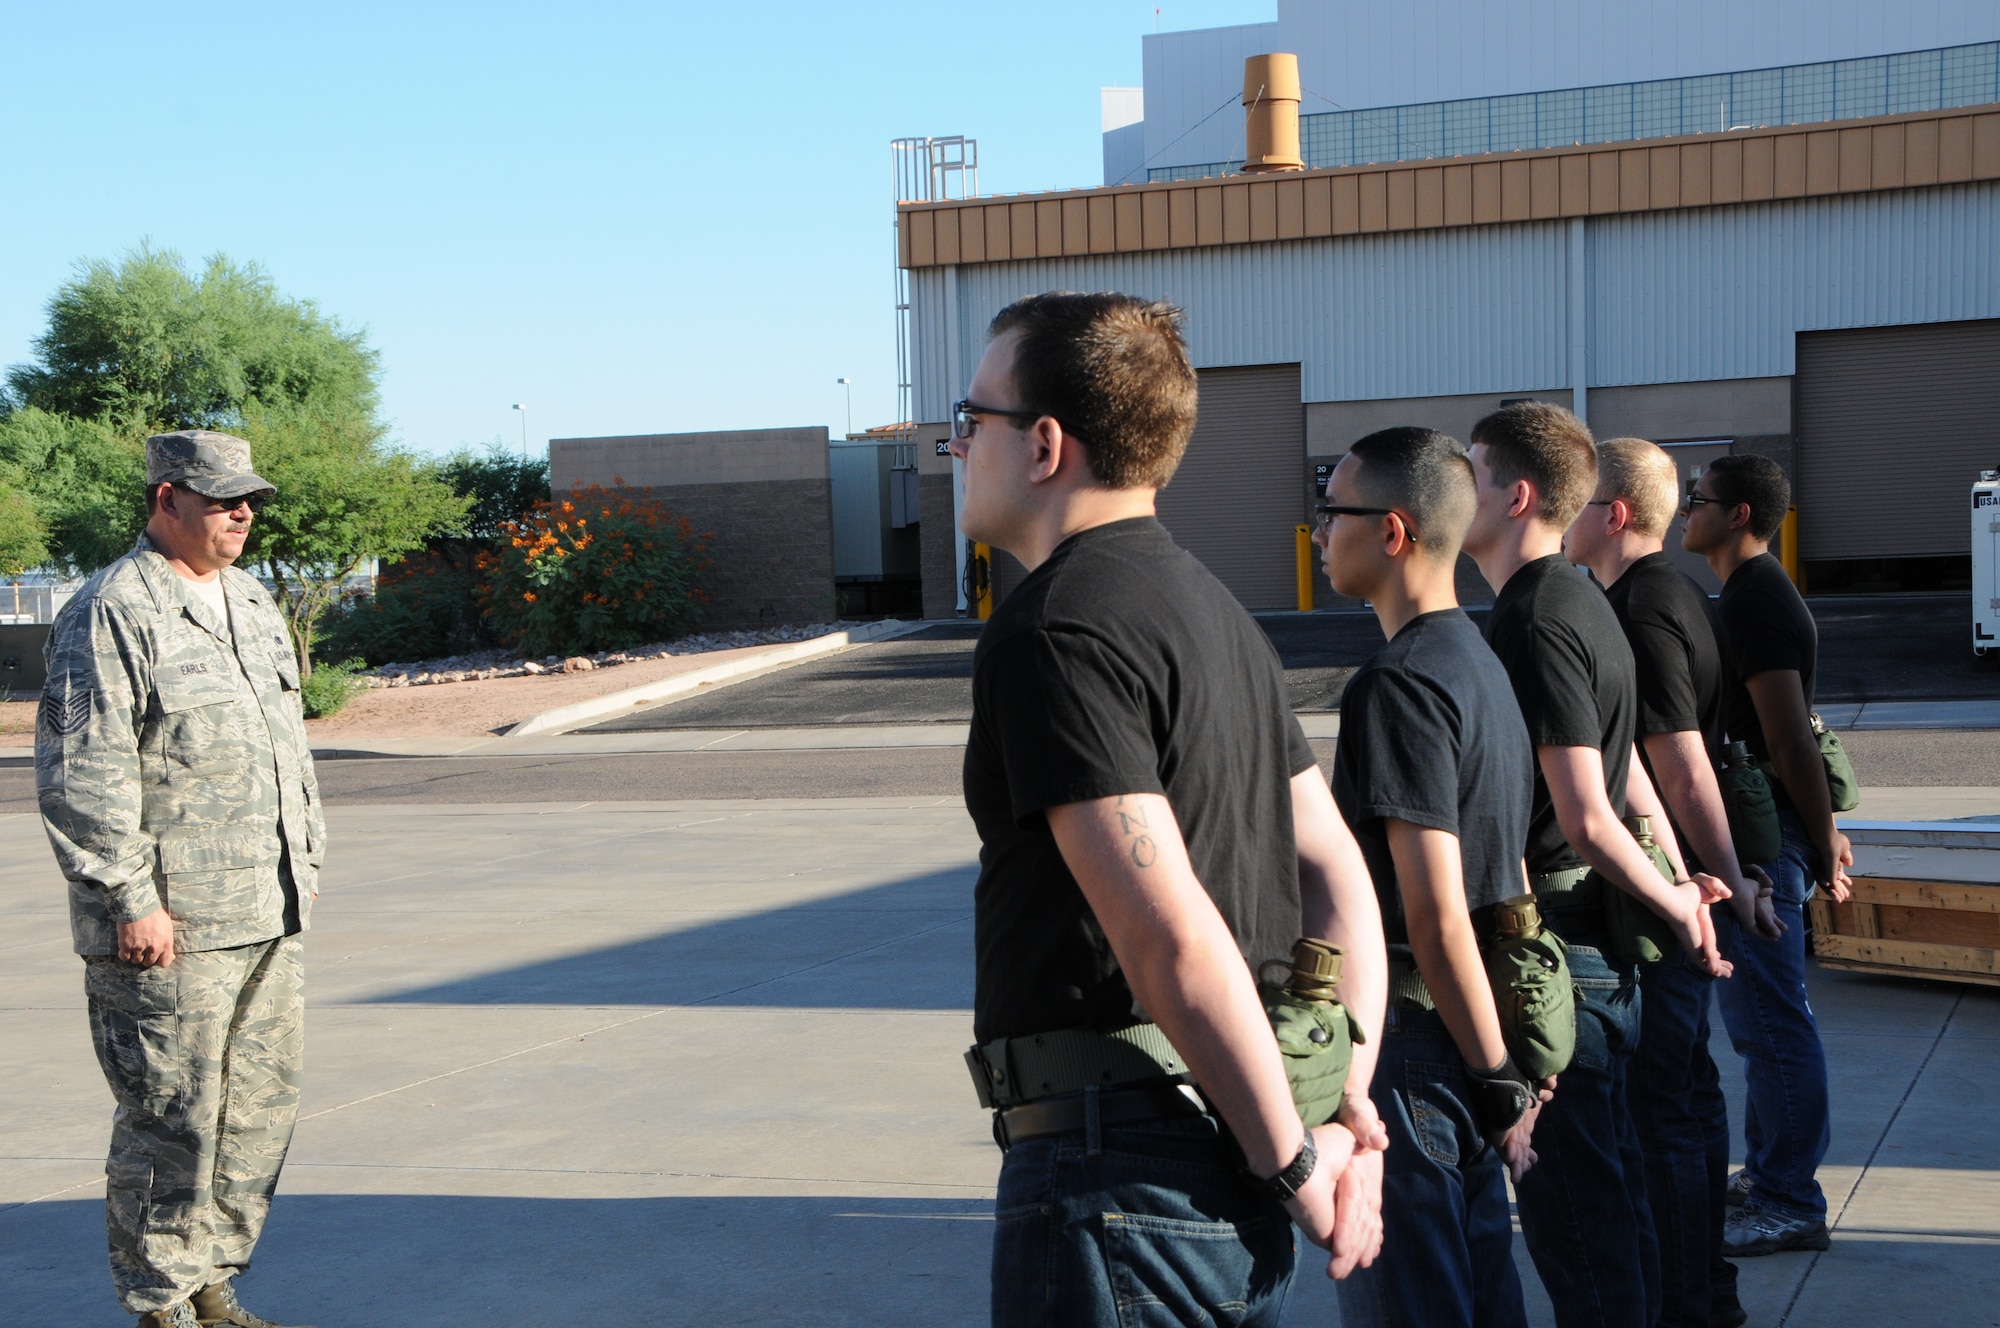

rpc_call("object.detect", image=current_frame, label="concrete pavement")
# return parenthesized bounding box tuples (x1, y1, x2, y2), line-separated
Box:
(3, 797, 1996, 1326)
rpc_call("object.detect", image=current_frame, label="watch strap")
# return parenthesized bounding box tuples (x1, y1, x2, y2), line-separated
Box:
(1248, 1132, 1318, 1202)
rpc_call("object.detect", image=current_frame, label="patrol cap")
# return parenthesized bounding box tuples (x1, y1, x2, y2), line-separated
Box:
(145, 430, 277, 502)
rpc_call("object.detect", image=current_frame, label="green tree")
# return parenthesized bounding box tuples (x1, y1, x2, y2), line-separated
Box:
(2, 247, 466, 673)
(0, 468, 49, 576)
(236, 399, 469, 679)
(3, 244, 377, 429)
(439, 445, 550, 540)
(0, 407, 145, 572)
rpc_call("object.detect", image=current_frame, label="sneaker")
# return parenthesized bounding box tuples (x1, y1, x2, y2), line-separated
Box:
(1725, 1168, 1754, 1208)
(137, 1304, 201, 1328)
(1708, 1298, 1749, 1328)
(1723, 1204, 1831, 1256)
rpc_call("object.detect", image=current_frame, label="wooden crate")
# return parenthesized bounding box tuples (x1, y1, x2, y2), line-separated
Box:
(1809, 821, 2000, 988)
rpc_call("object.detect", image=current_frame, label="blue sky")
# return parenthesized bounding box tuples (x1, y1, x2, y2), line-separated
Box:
(0, 1, 1271, 456)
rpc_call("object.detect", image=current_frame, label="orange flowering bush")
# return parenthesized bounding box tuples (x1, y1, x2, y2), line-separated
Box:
(478, 484, 711, 655)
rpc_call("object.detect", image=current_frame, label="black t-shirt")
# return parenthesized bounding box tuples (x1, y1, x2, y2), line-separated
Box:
(1716, 553, 1817, 765)
(1603, 552, 1726, 763)
(1332, 609, 1532, 960)
(1483, 554, 1638, 876)
(964, 517, 1315, 1043)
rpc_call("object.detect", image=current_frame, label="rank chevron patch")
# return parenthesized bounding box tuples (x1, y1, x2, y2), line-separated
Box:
(39, 684, 92, 737)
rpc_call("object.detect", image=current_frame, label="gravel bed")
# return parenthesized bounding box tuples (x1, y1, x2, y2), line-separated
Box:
(361, 622, 874, 688)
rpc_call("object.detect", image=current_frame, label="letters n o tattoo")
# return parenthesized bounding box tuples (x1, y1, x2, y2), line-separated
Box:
(1130, 835, 1158, 869)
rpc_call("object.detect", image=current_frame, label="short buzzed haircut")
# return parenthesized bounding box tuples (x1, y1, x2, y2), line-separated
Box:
(1706, 453, 1791, 541)
(987, 292, 1198, 489)
(1594, 437, 1680, 538)
(1346, 427, 1476, 558)
(1469, 400, 1597, 528)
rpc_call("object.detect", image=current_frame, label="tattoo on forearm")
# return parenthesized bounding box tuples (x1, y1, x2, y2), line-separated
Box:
(1114, 797, 1158, 869)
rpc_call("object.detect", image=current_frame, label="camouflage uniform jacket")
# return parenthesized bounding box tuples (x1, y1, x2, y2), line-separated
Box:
(38, 534, 325, 956)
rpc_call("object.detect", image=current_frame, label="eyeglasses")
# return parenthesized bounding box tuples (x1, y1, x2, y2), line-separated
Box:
(1680, 491, 1727, 513)
(952, 399, 1047, 441)
(1315, 503, 1418, 540)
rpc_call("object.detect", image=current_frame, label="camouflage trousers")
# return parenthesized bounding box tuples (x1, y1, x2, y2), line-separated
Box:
(84, 935, 304, 1314)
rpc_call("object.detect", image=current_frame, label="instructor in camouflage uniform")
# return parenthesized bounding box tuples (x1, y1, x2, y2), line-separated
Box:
(38, 430, 323, 1328)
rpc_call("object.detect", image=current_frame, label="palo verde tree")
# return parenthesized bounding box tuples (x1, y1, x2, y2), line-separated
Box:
(1, 245, 467, 674)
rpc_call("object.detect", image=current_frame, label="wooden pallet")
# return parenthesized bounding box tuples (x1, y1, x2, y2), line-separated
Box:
(1810, 822, 2000, 988)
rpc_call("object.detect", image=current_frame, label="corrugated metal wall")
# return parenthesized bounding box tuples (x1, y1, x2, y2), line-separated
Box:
(910, 222, 1570, 421)
(910, 181, 2000, 416)
(1794, 319, 2000, 559)
(1589, 183, 2000, 385)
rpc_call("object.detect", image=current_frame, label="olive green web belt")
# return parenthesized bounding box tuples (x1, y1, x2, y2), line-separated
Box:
(965, 1023, 1190, 1110)
(1387, 959, 1435, 1010)
(1530, 865, 1596, 905)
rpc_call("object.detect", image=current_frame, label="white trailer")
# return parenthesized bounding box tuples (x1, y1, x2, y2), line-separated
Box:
(1976, 471, 2000, 656)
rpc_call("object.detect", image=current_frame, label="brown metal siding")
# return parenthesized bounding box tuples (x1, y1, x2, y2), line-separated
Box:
(899, 104, 2000, 270)
(1795, 320, 2000, 560)
(1154, 365, 1306, 611)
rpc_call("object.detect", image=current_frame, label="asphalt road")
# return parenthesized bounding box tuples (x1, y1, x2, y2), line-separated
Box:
(1, 727, 1993, 811)
(592, 592, 1995, 733)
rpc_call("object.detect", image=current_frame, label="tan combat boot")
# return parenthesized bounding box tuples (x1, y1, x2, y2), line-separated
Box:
(190, 1280, 317, 1328)
(135, 1303, 200, 1327)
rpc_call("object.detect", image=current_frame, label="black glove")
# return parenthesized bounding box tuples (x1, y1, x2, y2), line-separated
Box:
(1467, 1056, 1537, 1136)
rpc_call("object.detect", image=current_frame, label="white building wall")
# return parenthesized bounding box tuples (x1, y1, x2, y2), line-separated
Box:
(908, 181, 2000, 418)
(1136, 0, 2000, 175)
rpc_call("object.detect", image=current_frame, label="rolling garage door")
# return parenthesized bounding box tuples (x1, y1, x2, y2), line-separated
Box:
(1155, 364, 1306, 611)
(1796, 320, 2000, 561)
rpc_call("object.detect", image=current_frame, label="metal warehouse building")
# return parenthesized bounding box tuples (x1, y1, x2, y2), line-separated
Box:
(897, 1, 2000, 615)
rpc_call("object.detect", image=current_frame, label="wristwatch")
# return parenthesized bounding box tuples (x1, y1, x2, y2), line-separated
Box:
(1248, 1132, 1318, 1202)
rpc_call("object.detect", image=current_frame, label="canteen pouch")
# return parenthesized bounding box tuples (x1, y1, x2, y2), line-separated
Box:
(1718, 758, 1783, 865)
(1260, 938, 1361, 1128)
(1600, 842, 1682, 966)
(1263, 990, 1358, 1128)
(1812, 713, 1861, 813)
(1754, 714, 1860, 817)
(1483, 895, 1576, 1081)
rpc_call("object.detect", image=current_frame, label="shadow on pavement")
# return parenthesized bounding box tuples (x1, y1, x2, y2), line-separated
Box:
(369, 867, 977, 1009)
(0, 1193, 997, 1327)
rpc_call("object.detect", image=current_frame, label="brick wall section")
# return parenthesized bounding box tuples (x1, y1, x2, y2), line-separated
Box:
(623, 478, 835, 630)
(919, 472, 959, 620)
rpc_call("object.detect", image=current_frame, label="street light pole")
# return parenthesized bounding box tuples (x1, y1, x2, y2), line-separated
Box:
(835, 377, 853, 437)
(511, 403, 528, 460)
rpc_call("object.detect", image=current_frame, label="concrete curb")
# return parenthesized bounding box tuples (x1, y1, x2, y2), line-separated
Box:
(498, 619, 932, 739)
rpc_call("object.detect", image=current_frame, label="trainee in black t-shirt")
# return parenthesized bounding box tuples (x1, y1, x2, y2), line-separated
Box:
(1483, 554, 1639, 876)
(1332, 609, 1533, 961)
(963, 517, 1316, 1043)
(1603, 551, 1726, 764)
(1715, 552, 1817, 766)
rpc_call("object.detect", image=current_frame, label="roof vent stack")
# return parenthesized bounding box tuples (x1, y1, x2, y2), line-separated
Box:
(1241, 54, 1304, 173)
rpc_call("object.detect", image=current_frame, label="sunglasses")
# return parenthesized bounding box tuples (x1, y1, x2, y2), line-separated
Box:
(179, 486, 270, 515)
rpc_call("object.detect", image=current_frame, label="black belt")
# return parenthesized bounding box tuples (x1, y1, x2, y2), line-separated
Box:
(992, 1083, 1207, 1150)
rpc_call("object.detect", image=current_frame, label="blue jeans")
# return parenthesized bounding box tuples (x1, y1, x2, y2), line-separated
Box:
(1713, 809, 1832, 1221)
(1630, 953, 1737, 1328)
(1513, 940, 1661, 1328)
(991, 1112, 1296, 1327)
(1335, 1004, 1529, 1328)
